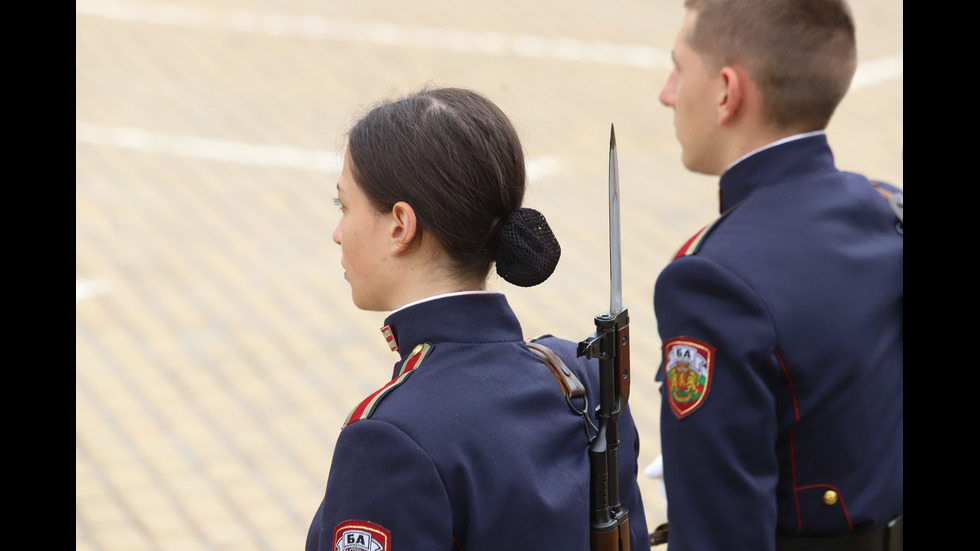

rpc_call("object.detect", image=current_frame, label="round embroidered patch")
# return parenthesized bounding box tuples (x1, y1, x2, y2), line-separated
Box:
(333, 520, 390, 551)
(663, 337, 715, 418)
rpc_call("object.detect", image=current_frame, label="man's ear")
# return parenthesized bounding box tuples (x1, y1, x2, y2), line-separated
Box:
(717, 65, 746, 125)
(389, 201, 419, 256)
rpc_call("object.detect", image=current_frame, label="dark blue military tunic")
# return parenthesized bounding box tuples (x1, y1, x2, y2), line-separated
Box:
(654, 134, 902, 550)
(307, 292, 650, 551)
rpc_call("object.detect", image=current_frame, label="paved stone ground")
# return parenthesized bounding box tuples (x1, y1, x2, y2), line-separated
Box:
(75, 1, 902, 549)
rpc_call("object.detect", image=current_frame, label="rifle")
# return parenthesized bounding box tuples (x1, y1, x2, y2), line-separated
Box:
(577, 124, 631, 551)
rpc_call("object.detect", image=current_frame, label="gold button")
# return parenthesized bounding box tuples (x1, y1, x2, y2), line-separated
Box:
(823, 491, 838, 505)
(411, 344, 424, 356)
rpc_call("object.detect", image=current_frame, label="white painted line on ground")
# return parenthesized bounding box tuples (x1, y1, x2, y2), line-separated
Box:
(76, 0, 902, 86)
(76, 278, 111, 301)
(75, 0, 672, 69)
(75, 121, 565, 181)
(850, 54, 903, 92)
(525, 156, 566, 183)
(76, 121, 344, 173)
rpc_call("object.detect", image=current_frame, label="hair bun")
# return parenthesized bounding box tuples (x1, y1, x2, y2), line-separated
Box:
(495, 208, 561, 287)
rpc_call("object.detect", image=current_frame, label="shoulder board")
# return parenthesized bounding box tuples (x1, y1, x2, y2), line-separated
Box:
(341, 343, 434, 429)
(672, 207, 737, 260)
(872, 181, 903, 234)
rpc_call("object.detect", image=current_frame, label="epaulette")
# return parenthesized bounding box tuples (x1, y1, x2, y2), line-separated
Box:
(872, 181, 903, 235)
(341, 343, 434, 429)
(672, 207, 737, 260)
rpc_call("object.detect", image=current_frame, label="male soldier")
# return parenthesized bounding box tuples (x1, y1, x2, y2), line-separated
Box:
(653, 1, 902, 549)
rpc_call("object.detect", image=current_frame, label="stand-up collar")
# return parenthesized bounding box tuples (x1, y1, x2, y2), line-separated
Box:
(719, 133, 836, 213)
(381, 293, 524, 362)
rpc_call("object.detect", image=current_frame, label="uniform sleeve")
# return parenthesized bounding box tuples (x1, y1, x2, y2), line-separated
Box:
(654, 256, 781, 551)
(624, 417, 652, 551)
(308, 419, 453, 551)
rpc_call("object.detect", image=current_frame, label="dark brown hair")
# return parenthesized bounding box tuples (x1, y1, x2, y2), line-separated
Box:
(347, 86, 548, 284)
(684, 0, 857, 131)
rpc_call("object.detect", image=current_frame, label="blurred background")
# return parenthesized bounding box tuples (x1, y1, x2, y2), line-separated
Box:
(75, 1, 903, 549)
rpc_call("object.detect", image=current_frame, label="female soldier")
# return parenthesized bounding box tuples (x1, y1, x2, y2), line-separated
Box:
(306, 86, 649, 551)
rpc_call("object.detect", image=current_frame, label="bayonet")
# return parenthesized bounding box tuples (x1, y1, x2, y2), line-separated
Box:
(609, 125, 623, 315)
(578, 123, 632, 551)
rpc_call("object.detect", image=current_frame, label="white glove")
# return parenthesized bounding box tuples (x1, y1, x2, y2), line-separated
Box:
(644, 454, 667, 513)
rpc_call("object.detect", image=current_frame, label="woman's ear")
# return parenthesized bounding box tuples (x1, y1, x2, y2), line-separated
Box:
(388, 201, 419, 256)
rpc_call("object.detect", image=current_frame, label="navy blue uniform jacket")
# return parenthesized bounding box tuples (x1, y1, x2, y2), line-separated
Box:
(307, 292, 650, 550)
(654, 135, 902, 550)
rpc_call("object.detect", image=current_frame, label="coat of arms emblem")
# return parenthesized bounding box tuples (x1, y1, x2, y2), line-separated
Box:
(664, 337, 714, 418)
(333, 521, 389, 551)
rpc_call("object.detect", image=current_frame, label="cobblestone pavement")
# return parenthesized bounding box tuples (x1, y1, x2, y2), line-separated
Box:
(76, 1, 903, 549)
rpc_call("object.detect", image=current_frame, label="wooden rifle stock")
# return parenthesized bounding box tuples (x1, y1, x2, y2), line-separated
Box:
(579, 308, 631, 551)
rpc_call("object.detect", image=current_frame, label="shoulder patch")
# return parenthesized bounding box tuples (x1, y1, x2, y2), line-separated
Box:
(333, 519, 390, 551)
(342, 343, 433, 429)
(663, 337, 715, 418)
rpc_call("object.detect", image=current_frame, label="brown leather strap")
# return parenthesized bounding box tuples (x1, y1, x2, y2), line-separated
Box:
(527, 341, 587, 399)
(650, 523, 669, 546)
